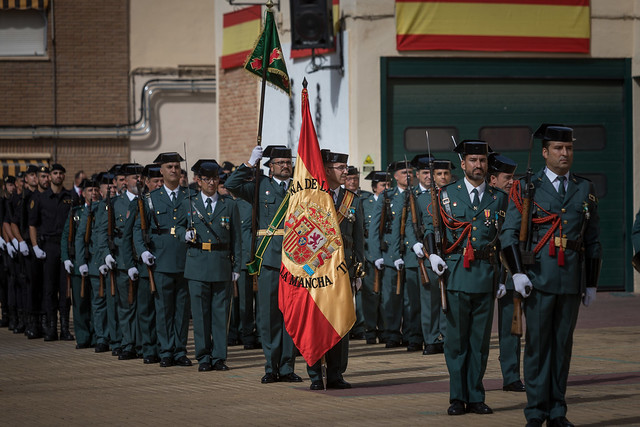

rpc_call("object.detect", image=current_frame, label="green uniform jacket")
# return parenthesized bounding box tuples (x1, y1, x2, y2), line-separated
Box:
(500, 170, 601, 293)
(362, 192, 379, 263)
(75, 202, 105, 276)
(224, 164, 288, 270)
(336, 187, 365, 278)
(423, 181, 507, 293)
(369, 187, 420, 269)
(133, 186, 190, 274)
(236, 198, 253, 270)
(176, 193, 242, 282)
(61, 206, 82, 275)
(632, 208, 640, 253)
(95, 193, 137, 271)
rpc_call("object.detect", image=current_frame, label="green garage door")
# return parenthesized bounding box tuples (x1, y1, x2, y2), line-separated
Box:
(381, 58, 633, 291)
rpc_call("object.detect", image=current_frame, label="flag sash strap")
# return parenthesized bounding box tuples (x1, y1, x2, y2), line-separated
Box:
(246, 191, 290, 275)
(335, 191, 355, 225)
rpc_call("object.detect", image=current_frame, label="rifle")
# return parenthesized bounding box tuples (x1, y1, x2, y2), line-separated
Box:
(183, 142, 196, 243)
(66, 207, 76, 299)
(511, 133, 535, 337)
(373, 170, 391, 293)
(430, 131, 448, 313)
(106, 185, 117, 297)
(406, 156, 430, 286)
(397, 161, 409, 296)
(136, 180, 157, 295)
(82, 200, 95, 298)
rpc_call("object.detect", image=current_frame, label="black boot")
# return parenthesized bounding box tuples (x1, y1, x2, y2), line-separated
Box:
(8, 307, 17, 331)
(13, 309, 25, 334)
(44, 312, 58, 341)
(59, 311, 74, 341)
(0, 308, 8, 327)
(26, 314, 43, 339)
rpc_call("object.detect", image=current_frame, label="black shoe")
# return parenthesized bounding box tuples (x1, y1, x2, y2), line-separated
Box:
(75, 343, 93, 349)
(111, 347, 122, 357)
(159, 357, 173, 367)
(143, 355, 160, 364)
(327, 379, 351, 389)
(407, 343, 423, 352)
(310, 380, 324, 390)
(227, 338, 241, 346)
(385, 341, 401, 348)
(279, 372, 303, 382)
(261, 373, 278, 384)
(212, 360, 229, 371)
(95, 343, 110, 353)
(365, 337, 377, 345)
(174, 355, 193, 366)
(243, 342, 261, 350)
(503, 379, 526, 392)
(548, 416, 574, 427)
(198, 362, 213, 372)
(525, 419, 544, 427)
(423, 343, 444, 355)
(447, 400, 466, 416)
(466, 402, 493, 414)
(118, 350, 137, 360)
(350, 332, 366, 340)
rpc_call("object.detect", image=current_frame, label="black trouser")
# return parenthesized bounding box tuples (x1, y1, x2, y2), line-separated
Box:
(6, 255, 23, 311)
(42, 238, 69, 317)
(24, 250, 43, 314)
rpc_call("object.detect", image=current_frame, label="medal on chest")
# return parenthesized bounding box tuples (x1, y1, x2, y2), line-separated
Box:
(484, 209, 492, 227)
(220, 216, 230, 230)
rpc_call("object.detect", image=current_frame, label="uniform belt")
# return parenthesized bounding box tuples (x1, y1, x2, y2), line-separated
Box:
(152, 227, 175, 235)
(257, 229, 284, 237)
(554, 237, 582, 252)
(451, 246, 497, 261)
(189, 242, 229, 252)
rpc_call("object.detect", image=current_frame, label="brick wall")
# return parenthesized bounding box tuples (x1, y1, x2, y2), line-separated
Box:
(218, 67, 259, 166)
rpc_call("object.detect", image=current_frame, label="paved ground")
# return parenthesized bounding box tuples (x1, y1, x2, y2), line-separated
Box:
(1, 292, 639, 426)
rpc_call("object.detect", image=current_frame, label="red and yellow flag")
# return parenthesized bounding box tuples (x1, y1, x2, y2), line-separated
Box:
(396, 0, 590, 53)
(278, 81, 355, 366)
(221, 5, 261, 70)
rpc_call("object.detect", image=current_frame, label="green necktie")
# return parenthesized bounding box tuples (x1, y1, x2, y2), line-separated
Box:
(205, 197, 212, 214)
(557, 176, 566, 199)
(471, 188, 479, 208)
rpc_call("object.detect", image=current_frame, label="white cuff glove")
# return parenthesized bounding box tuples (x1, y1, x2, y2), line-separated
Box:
(64, 260, 74, 274)
(79, 264, 89, 277)
(248, 145, 263, 166)
(428, 254, 447, 276)
(393, 258, 404, 271)
(11, 238, 19, 251)
(412, 242, 425, 258)
(33, 245, 46, 259)
(141, 251, 156, 266)
(19, 240, 29, 256)
(128, 267, 139, 281)
(98, 264, 109, 276)
(496, 283, 507, 299)
(7, 244, 16, 258)
(185, 230, 195, 242)
(105, 254, 116, 270)
(374, 258, 385, 270)
(0, 237, 6, 251)
(512, 273, 533, 298)
(231, 272, 240, 282)
(582, 287, 596, 307)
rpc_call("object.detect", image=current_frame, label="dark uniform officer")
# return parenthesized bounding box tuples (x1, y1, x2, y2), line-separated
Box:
(176, 160, 242, 371)
(133, 152, 192, 368)
(28, 163, 75, 341)
(225, 145, 302, 384)
(632, 208, 640, 270)
(308, 150, 365, 390)
(425, 140, 507, 416)
(501, 125, 601, 427)
(4, 175, 25, 333)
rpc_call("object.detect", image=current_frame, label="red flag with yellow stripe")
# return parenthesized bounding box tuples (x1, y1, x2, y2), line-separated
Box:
(221, 5, 261, 69)
(278, 80, 355, 366)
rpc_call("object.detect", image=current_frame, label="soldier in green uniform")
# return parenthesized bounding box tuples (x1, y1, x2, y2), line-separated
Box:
(306, 150, 364, 390)
(425, 141, 507, 416)
(361, 171, 390, 344)
(487, 153, 526, 393)
(501, 125, 601, 427)
(225, 145, 303, 384)
(175, 160, 242, 371)
(62, 179, 95, 348)
(133, 152, 193, 368)
(414, 156, 454, 355)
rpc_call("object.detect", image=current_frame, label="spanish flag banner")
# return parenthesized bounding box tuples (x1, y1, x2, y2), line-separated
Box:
(278, 80, 355, 367)
(221, 5, 261, 70)
(396, 0, 590, 53)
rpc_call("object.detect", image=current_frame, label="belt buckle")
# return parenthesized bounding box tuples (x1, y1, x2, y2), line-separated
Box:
(170, 227, 176, 235)
(202, 242, 212, 251)
(554, 236, 567, 249)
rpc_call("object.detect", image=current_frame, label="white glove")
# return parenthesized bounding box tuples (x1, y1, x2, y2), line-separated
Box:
(128, 267, 139, 281)
(512, 273, 533, 298)
(7, 244, 16, 258)
(98, 264, 109, 275)
(374, 258, 385, 270)
(19, 240, 29, 256)
(496, 283, 507, 299)
(105, 254, 116, 270)
(393, 258, 404, 271)
(429, 254, 447, 276)
(141, 251, 156, 266)
(185, 230, 195, 242)
(33, 245, 46, 259)
(412, 242, 425, 258)
(582, 287, 596, 307)
(248, 145, 263, 166)
(79, 264, 89, 277)
(0, 237, 6, 251)
(351, 278, 362, 292)
(11, 238, 19, 250)
(231, 272, 240, 282)
(64, 260, 74, 274)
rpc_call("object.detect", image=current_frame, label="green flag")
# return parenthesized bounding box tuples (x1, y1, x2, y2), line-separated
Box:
(243, 8, 291, 97)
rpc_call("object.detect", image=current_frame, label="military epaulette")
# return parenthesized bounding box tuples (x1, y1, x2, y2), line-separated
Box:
(488, 186, 507, 197)
(358, 189, 373, 199)
(570, 173, 592, 183)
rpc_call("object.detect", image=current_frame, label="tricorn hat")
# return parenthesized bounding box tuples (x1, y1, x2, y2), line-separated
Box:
(142, 164, 162, 178)
(410, 154, 434, 170)
(534, 123, 574, 143)
(488, 153, 517, 174)
(454, 140, 492, 157)
(263, 145, 292, 159)
(120, 163, 144, 176)
(153, 152, 184, 164)
(364, 170, 390, 184)
(321, 149, 349, 164)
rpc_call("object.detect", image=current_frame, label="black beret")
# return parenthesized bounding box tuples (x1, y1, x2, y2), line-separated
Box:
(51, 163, 66, 173)
(4, 175, 16, 184)
(25, 165, 39, 174)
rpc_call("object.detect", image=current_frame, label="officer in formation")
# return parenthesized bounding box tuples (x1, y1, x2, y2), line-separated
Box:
(633, 207, 640, 271)
(501, 125, 601, 427)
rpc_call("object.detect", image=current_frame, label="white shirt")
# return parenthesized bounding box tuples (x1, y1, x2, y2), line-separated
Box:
(463, 177, 486, 203)
(201, 191, 218, 213)
(544, 167, 570, 193)
(272, 177, 291, 190)
(163, 184, 179, 200)
(125, 190, 137, 202)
